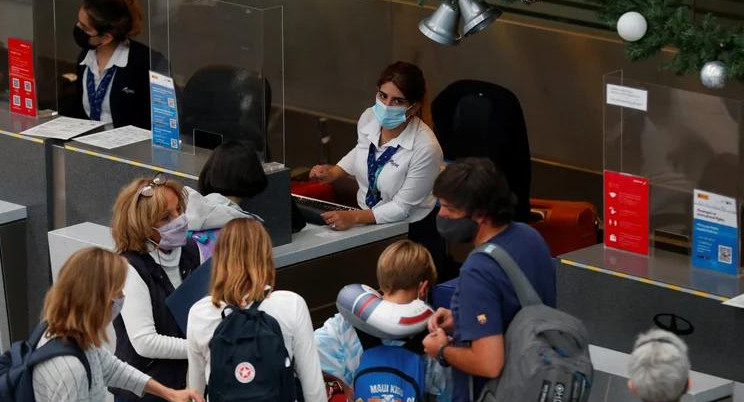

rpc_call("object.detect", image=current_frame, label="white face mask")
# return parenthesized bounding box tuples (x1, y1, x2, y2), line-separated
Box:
(111, 295, 125, 321)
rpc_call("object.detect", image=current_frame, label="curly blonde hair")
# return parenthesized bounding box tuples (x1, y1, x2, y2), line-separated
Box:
(111, 176, 186, 254)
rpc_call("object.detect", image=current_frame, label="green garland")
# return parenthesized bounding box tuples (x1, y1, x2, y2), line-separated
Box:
(595, 0, 744, 81)
(421, 0, 744, 81)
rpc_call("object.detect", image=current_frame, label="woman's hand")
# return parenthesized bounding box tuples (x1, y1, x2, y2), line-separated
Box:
(165, 389, 204, 402)
(309, 164, 340, 183)
(322, 209, 376, 230)
(145, 379, 204, 402)
(322, 210, 357, 231)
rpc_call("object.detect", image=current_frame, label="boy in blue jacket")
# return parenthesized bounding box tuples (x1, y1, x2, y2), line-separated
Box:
(314, 239, 451, 401)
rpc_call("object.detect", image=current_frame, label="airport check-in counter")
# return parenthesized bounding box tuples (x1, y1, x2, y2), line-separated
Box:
(0, 201, 28, 352)
(558, 244, 744, 386)
(50, 220, 408, 327)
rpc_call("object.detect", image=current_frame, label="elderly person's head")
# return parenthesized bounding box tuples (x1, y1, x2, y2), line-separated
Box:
(628, 329, 691, 402)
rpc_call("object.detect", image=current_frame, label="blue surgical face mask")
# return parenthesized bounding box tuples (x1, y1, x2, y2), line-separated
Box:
(153, 214, 189, 250)
(372, 99, 411, 130)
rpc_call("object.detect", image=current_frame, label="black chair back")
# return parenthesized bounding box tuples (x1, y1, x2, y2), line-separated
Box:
(431, 79, 531, 222)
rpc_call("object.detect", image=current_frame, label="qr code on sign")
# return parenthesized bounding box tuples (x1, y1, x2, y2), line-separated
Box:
(718, 245, 732, 264)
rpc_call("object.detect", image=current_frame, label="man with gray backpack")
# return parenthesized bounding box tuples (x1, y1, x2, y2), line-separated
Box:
(423, 158, 592, 402)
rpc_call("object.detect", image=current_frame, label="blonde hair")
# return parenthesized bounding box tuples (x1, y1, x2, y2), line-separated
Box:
(43, 247, 128, 349)
(377, 240, 437, 293)
(210, 218, 275, 307)
(111, 176, 186, 254)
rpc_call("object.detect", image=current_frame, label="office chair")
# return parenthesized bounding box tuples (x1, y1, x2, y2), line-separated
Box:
(431, 79, 532, 222)
(180, 65, 272, 159)
(431, 80, 598, 256)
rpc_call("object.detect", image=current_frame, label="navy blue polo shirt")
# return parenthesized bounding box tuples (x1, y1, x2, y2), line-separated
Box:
(449, 222, 556, 402)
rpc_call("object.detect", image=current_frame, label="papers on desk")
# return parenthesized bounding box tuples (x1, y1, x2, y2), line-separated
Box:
(723, 293, 744, 309)
(21, 116, 106, 140)
(75, 125, 152, 149)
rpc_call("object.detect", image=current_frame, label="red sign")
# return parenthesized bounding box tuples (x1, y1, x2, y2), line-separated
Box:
(604, 170, 649, 255)
(8, 38, 37, 117)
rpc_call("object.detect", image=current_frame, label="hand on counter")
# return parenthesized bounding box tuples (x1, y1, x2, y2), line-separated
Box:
(322, 209, 376, 231)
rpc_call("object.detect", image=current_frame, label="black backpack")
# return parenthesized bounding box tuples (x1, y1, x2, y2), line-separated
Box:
(472, 244, 593, 402)
(207, 301, 298, 402)
(0, 322, 92, 402)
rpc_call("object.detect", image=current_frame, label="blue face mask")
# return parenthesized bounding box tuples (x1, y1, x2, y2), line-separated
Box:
(372, 99, 411, 129)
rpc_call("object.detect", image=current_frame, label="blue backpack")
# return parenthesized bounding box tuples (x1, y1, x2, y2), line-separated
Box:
(0, 322, 91, 401)
(353, 330, 426, 402)
(207, 301, 298, 402)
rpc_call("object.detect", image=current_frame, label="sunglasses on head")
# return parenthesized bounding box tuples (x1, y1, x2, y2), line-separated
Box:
(137, 172, 167, 198)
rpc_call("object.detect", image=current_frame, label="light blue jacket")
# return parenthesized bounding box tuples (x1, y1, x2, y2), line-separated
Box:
(314, 313, 452, 401)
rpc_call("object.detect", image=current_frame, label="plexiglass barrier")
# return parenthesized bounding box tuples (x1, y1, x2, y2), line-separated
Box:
(603, 71, 744, 267)
(148, 1, 285, 163)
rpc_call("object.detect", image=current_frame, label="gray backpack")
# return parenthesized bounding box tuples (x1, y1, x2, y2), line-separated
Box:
(473, 243, 593, 402)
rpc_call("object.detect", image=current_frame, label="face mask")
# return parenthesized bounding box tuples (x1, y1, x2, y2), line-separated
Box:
(436, 215, 479, 243)
(372, 99, 410, 130)
(73, 25, 99, 50)
(111, 295, 125, 320)
(153, 214, 189, 250)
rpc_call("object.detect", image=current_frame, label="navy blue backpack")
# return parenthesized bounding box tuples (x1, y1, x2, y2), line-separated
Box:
(353, 330, 426, 402)
(0, 322, 91, 401)
(207, 301, 298, 402)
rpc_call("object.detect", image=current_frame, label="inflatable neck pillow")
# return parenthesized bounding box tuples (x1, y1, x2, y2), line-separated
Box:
(336, 284, 434, 340)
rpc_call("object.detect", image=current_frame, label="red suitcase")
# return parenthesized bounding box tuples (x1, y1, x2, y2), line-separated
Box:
(529, 198, 599, 257)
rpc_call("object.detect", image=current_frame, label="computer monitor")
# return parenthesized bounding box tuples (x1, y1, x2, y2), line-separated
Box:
(194, 128, 223, 150)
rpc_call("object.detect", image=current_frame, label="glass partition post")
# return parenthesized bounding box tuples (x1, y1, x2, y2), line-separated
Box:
(603, 71, 744, 273)
(148, 1, 284, 162)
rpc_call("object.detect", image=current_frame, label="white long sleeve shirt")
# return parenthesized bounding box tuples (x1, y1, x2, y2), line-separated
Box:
(81, 40, 130, 125)
(33, 335, 151, 402)
(337, 108, 443, 224)
(120, 245, 198, 360)
(187, 291, 326, 402)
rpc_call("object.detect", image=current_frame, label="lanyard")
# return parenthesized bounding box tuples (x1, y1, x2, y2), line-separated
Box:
(365, 142, 400, 208)
(86, 65, 117, 121)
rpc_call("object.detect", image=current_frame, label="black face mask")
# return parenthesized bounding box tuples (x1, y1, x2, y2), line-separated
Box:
(436, 215, 479, 243)
(73, 25, 99, 50)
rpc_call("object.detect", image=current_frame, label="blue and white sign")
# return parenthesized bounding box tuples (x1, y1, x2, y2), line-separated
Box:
(149, 71, 180, 150)
(692, 189, 739, 275)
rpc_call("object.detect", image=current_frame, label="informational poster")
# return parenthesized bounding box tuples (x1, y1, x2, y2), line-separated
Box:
(149, 71, 180, 150)
(691, 189, 739, 275)
(7, 38, 37, 117)
(604, 170, 649, 255)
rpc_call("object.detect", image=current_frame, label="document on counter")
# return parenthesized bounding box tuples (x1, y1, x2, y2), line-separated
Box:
(691, 189, 739, 275)
(21, 116, 106, 139)
(75, 125, 152, 149)
(723, 293, 744, 309)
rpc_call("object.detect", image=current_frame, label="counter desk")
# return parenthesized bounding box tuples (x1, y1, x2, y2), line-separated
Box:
(50, 220, 408, 326)
(558, 243, 744, 383)
(0, 107, 54, 337)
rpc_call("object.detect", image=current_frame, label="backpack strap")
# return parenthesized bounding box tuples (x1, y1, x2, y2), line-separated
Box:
(28, 336, 92, 390)
(471, 243, 542, 307)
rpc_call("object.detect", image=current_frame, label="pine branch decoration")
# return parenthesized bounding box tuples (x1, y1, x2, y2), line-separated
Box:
(596, 0, 744, 81)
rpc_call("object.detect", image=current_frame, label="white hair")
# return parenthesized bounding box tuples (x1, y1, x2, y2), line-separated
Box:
(628, 329, 690, 402)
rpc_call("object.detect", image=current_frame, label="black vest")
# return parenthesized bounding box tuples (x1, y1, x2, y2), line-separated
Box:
(112, 240, 199, 401)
